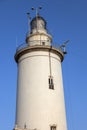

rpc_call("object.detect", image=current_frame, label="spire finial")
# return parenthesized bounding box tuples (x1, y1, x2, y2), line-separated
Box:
(31, 6, 42, 17)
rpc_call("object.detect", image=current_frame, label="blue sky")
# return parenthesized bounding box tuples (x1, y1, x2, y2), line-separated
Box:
(0, 0, 87, 130)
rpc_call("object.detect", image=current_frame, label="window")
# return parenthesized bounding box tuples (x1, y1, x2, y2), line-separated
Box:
(50, 126, 56, 130)
(42, 42, 45, 45)
(49, 76, 54, 89)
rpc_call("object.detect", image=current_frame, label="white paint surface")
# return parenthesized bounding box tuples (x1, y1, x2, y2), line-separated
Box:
(15, 51, 67, 130)
(15, 16, 67, 130)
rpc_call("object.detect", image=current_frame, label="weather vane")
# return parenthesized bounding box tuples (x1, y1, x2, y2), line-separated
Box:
(31, 6, 42, 32)
(31, 6, 42, 17)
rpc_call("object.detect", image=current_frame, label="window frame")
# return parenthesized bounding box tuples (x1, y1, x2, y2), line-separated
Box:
(48, 76, 54, 90)
(50, 125, 56, 130)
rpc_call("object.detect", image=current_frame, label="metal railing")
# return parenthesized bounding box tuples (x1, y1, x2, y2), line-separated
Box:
(16, 42, 28, 52)
(16, 40, 62, 53)
(16, 40, 48, 51)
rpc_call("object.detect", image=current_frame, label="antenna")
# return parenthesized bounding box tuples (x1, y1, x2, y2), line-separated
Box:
(16, 36, 18, 49)
(24, 123, 27, 129)
(27, 12, 31, 33)
(59, 40, 70, 54)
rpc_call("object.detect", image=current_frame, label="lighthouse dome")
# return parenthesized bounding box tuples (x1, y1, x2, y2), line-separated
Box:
(30, 15, 47, 33)
(26, 14, 52, 45)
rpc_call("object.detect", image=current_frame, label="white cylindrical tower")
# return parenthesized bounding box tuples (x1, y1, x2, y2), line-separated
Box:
(14, 14, 67, 130)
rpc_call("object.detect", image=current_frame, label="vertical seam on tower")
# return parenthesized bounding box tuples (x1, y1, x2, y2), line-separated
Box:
(49, 46, 52, 77)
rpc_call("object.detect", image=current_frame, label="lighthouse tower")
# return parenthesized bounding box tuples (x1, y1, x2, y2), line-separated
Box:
(14, 10, 67, 130)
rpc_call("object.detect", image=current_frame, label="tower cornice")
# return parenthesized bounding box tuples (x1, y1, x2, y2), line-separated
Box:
(15, 45, 64, 63)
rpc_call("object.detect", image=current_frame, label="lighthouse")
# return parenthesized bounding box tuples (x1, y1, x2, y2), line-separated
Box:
(14, 8, 67, 130)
